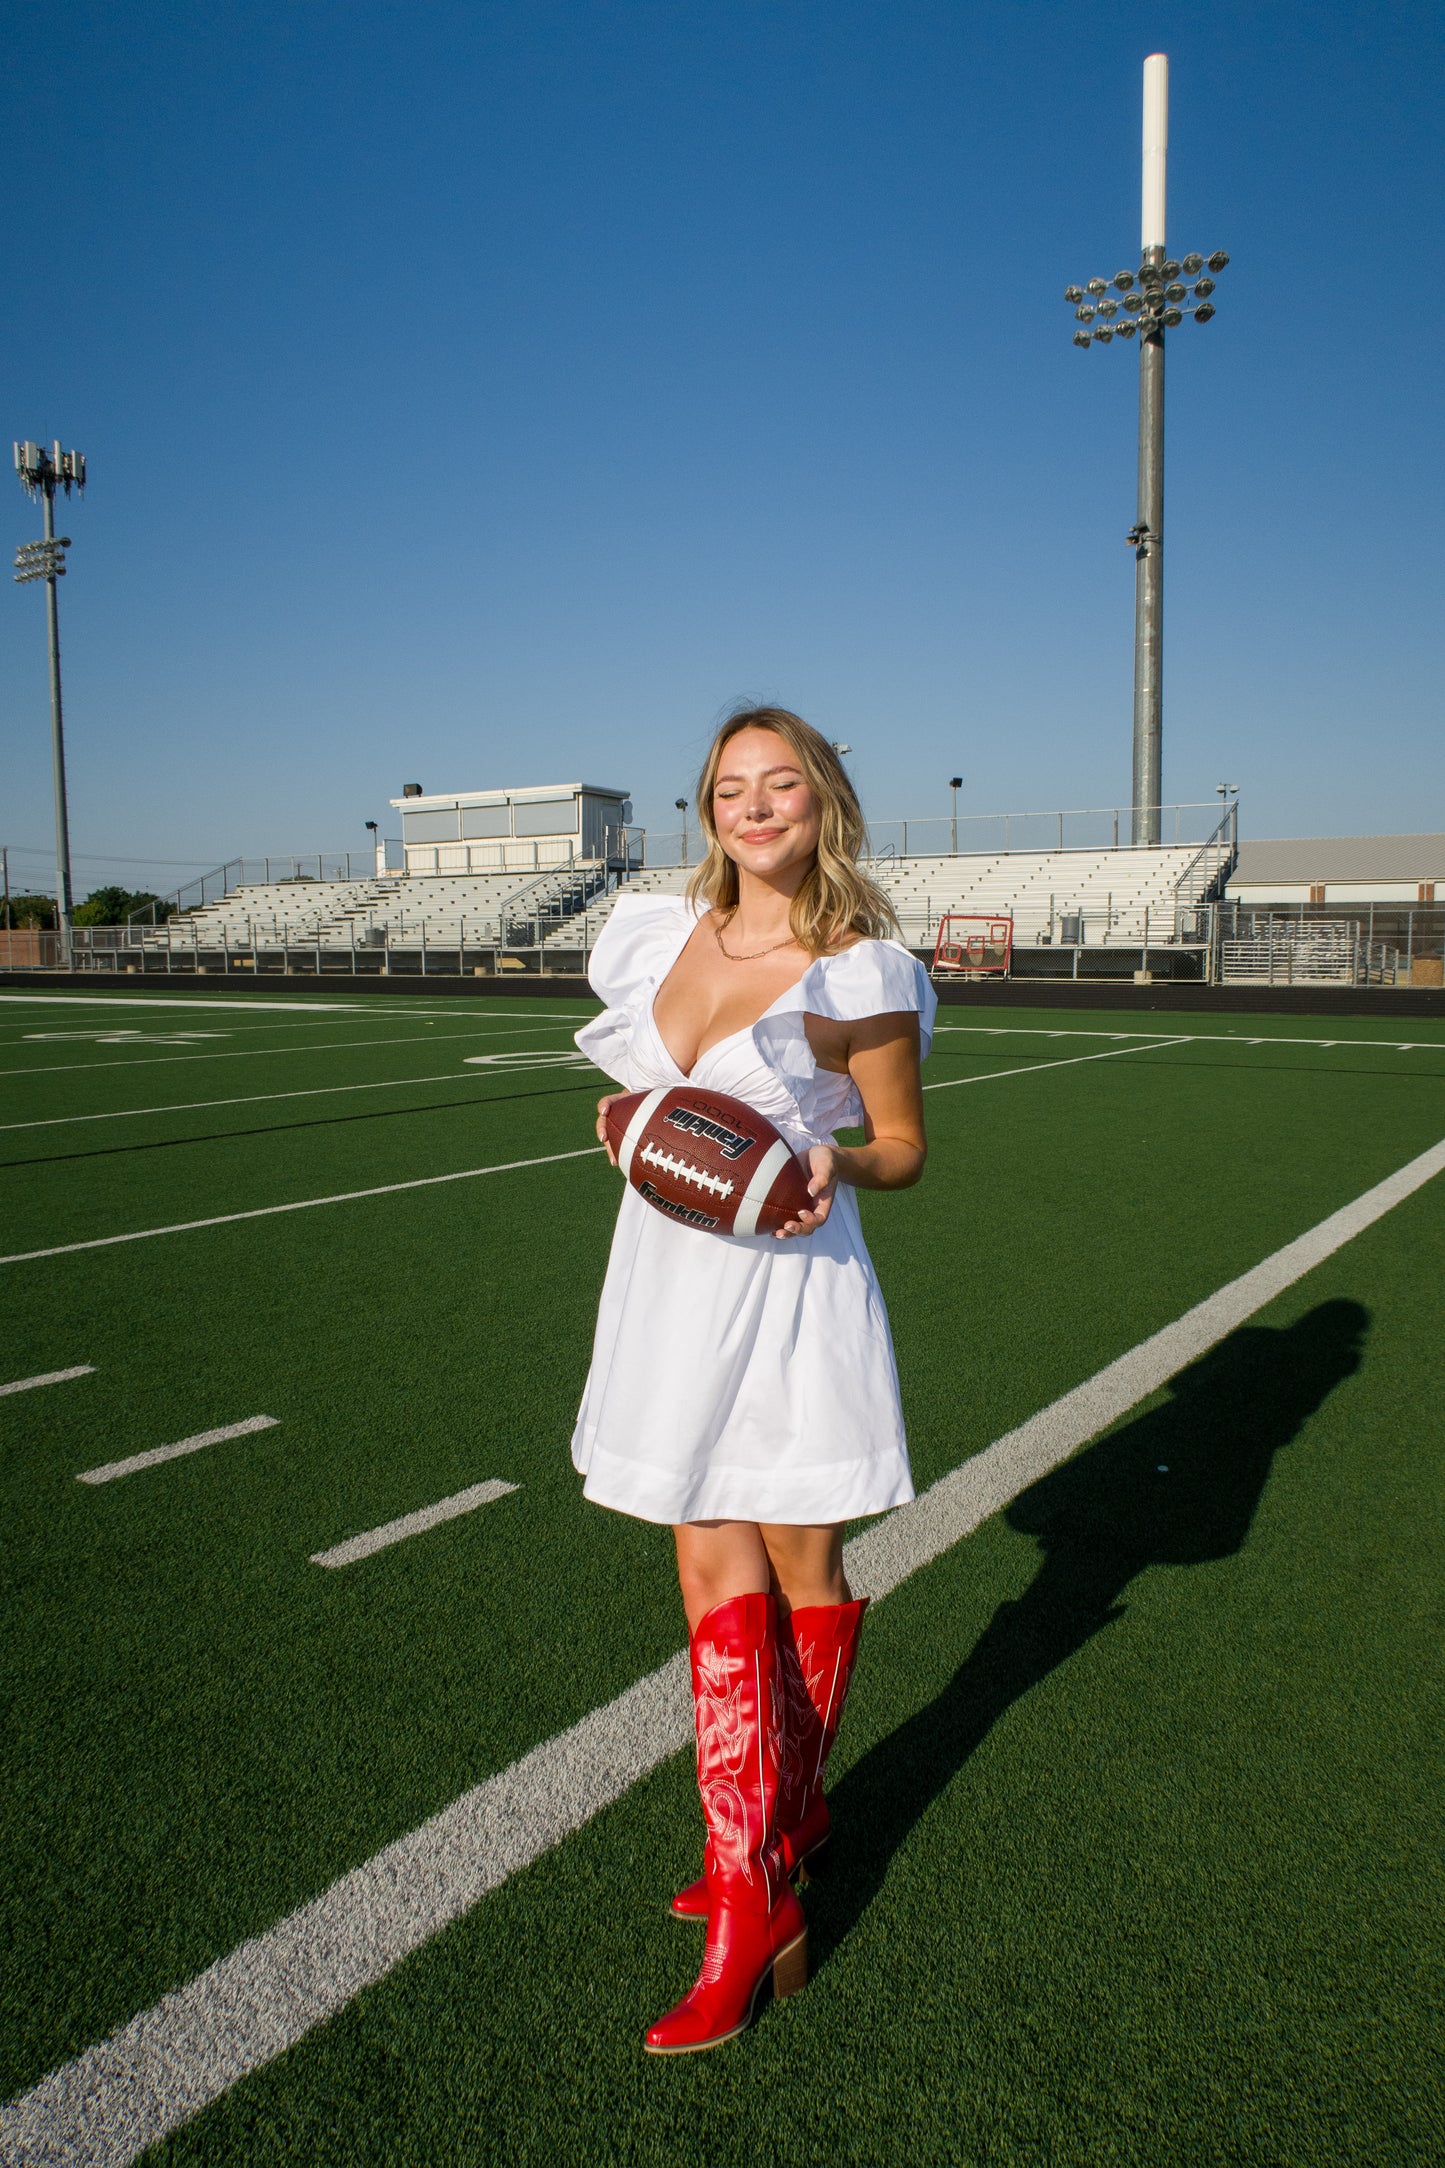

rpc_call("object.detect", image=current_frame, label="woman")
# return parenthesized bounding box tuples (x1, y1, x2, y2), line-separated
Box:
(572, 705, 934, 2055)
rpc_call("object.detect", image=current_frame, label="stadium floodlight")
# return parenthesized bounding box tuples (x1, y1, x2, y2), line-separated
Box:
(12, 438, 86, 962)
(1065, 284, 1084, 302)
(1059, 54, 1230, 845)
(675, 797, 690, 864)
(949, 777, 964, 853)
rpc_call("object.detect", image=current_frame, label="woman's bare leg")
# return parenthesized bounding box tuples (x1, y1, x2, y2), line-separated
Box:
(673, 1521, 772, 1634)
(758, 1523, 849, 1615)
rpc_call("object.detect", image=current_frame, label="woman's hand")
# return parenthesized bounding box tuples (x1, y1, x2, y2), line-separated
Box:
(776, 1145, 838, 1239)
(596, 1093, 626, 1166)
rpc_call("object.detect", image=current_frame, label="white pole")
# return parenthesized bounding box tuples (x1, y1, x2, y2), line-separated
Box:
(1142, 53, 1168, 251)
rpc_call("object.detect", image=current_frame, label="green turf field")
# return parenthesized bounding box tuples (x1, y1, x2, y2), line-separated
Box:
(1, 987, 1441, 2166)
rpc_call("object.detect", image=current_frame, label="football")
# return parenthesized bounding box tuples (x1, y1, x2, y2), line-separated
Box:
(603, 1085, 815, 1237)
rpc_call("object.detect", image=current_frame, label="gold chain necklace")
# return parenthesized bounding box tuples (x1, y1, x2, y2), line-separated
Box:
(713, 912, 798, 962)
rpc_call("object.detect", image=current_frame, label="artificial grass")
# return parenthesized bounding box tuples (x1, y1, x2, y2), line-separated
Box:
(0, 991, 1441, 2160)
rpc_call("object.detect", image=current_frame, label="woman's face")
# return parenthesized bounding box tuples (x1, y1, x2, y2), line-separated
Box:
(711, 726, 822, 883)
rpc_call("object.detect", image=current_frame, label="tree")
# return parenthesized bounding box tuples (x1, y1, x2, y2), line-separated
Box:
(73, 886, 165, 927)
(5, 894, 55, 929)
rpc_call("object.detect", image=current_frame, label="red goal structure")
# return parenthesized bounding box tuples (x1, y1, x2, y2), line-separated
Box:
(931, 913, 1014, 979)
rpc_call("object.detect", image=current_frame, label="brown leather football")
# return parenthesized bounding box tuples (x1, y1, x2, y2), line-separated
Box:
(603, 1085, 814, 1236)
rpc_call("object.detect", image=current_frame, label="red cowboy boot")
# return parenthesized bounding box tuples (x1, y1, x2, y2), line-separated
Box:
(644, 1593, 807, 2053)
(670, 1597, 868, 1922)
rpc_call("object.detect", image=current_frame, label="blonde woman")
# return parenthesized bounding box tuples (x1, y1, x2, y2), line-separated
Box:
(572, 706, 935, 2054)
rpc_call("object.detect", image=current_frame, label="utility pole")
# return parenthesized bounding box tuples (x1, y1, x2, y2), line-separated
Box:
(1062, 57, 1228, 845)
(14, 439, 86, 963)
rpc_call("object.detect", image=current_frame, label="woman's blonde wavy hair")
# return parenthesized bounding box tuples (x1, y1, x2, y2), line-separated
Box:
(686, 706, 899, 956)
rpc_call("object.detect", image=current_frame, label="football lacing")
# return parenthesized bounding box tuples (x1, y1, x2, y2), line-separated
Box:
(639, 1142, 736, 1200)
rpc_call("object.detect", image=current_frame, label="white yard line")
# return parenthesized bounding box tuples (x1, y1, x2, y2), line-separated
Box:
(0, 1022, 583, 1080)
(0, 995, 366, 1013)
(0, 1147, 604, 1266)
(0, 1066, 595, 1134)
(923, 1041, 1168, 1091)
(6, 1130, 1443, 2165)
(75, 1417, 280, 1486)
(933, 1024, 1445, 1052)
(0, 1365, 95, 1397)
(310, 1481, 519, 1568)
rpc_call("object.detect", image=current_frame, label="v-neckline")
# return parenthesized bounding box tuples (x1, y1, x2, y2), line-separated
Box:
(648, 908, 814, 1082)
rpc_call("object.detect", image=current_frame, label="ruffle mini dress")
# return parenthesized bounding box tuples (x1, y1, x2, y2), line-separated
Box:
(571, 894, 937, 1525)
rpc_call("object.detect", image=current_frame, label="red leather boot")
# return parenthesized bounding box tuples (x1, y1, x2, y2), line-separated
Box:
(670, 1597, 868, 1922)
(645, 1593, 807, 2053)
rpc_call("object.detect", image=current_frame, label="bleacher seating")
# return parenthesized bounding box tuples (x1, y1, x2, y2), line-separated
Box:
(133, 844, 1215, 960)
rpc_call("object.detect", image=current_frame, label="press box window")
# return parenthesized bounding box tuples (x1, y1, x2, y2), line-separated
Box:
(462, 805, 511, 839)
(402, 808, 461, 844)
(512, 797, 577, 838)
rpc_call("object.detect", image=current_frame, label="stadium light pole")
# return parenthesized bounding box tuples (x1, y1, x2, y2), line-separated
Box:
(675, 798, 689, 865)
(949, 776, 963, 854)
(1064, 55, 1229, 846)
(13, 438, 86, 964)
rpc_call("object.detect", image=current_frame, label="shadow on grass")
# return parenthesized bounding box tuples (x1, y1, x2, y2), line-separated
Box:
(813, 1297, 1369, 1973)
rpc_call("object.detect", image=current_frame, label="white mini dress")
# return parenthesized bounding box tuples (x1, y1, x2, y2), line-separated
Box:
(570, 894, 937, 1526)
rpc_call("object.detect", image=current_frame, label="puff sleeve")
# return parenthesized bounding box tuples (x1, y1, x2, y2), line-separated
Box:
(573, 894, 696, 1085)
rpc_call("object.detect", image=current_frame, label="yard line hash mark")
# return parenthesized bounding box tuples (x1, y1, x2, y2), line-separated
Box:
(7, 1131, 1443, 2166)
(310, 1480, 519, 1567)
(76, 1417, 280, 1485)
(932, 1024, 1445, 1052)
(0, 1064, 598, 1133)
(923, 1040, 1169, 1091)
(0, 1022, 586, 1080)
(0, 1147, 603, 1265)
(0, 1365, 95, 1397)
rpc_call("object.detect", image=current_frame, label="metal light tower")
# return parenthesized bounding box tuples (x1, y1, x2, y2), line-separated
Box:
(14, 439, 86, 961)
(1064, 56, 1229, 845)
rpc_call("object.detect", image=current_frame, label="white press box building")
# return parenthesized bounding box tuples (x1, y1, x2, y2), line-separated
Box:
(390, 783, 633, 876)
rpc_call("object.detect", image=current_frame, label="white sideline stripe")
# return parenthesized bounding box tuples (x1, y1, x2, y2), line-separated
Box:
(933, 1025, 1445, 1052)
(0, 1065, 596, 1134)
(0, 1365, 95, 1397)
(310, 1480, 519, 1567)
(923, 1041, 1167, 1090)
(0, 1022, 584, 1080)
(75, 1417, 280, 1486)
(0, 1148, 603, 1266)
(6, 1132, 1442, 2167)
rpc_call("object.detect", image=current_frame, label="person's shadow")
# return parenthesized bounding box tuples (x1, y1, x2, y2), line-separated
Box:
(813, 1298, 1369, 1970)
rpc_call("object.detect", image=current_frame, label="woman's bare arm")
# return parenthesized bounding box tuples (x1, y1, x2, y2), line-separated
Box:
(776, 1011, 926, 1237)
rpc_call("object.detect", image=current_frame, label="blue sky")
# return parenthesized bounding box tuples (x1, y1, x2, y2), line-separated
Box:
(3, 0, 1442, 895)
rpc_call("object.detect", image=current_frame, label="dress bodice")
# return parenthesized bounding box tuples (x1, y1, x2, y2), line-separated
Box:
(575, 895, 936, 1149)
